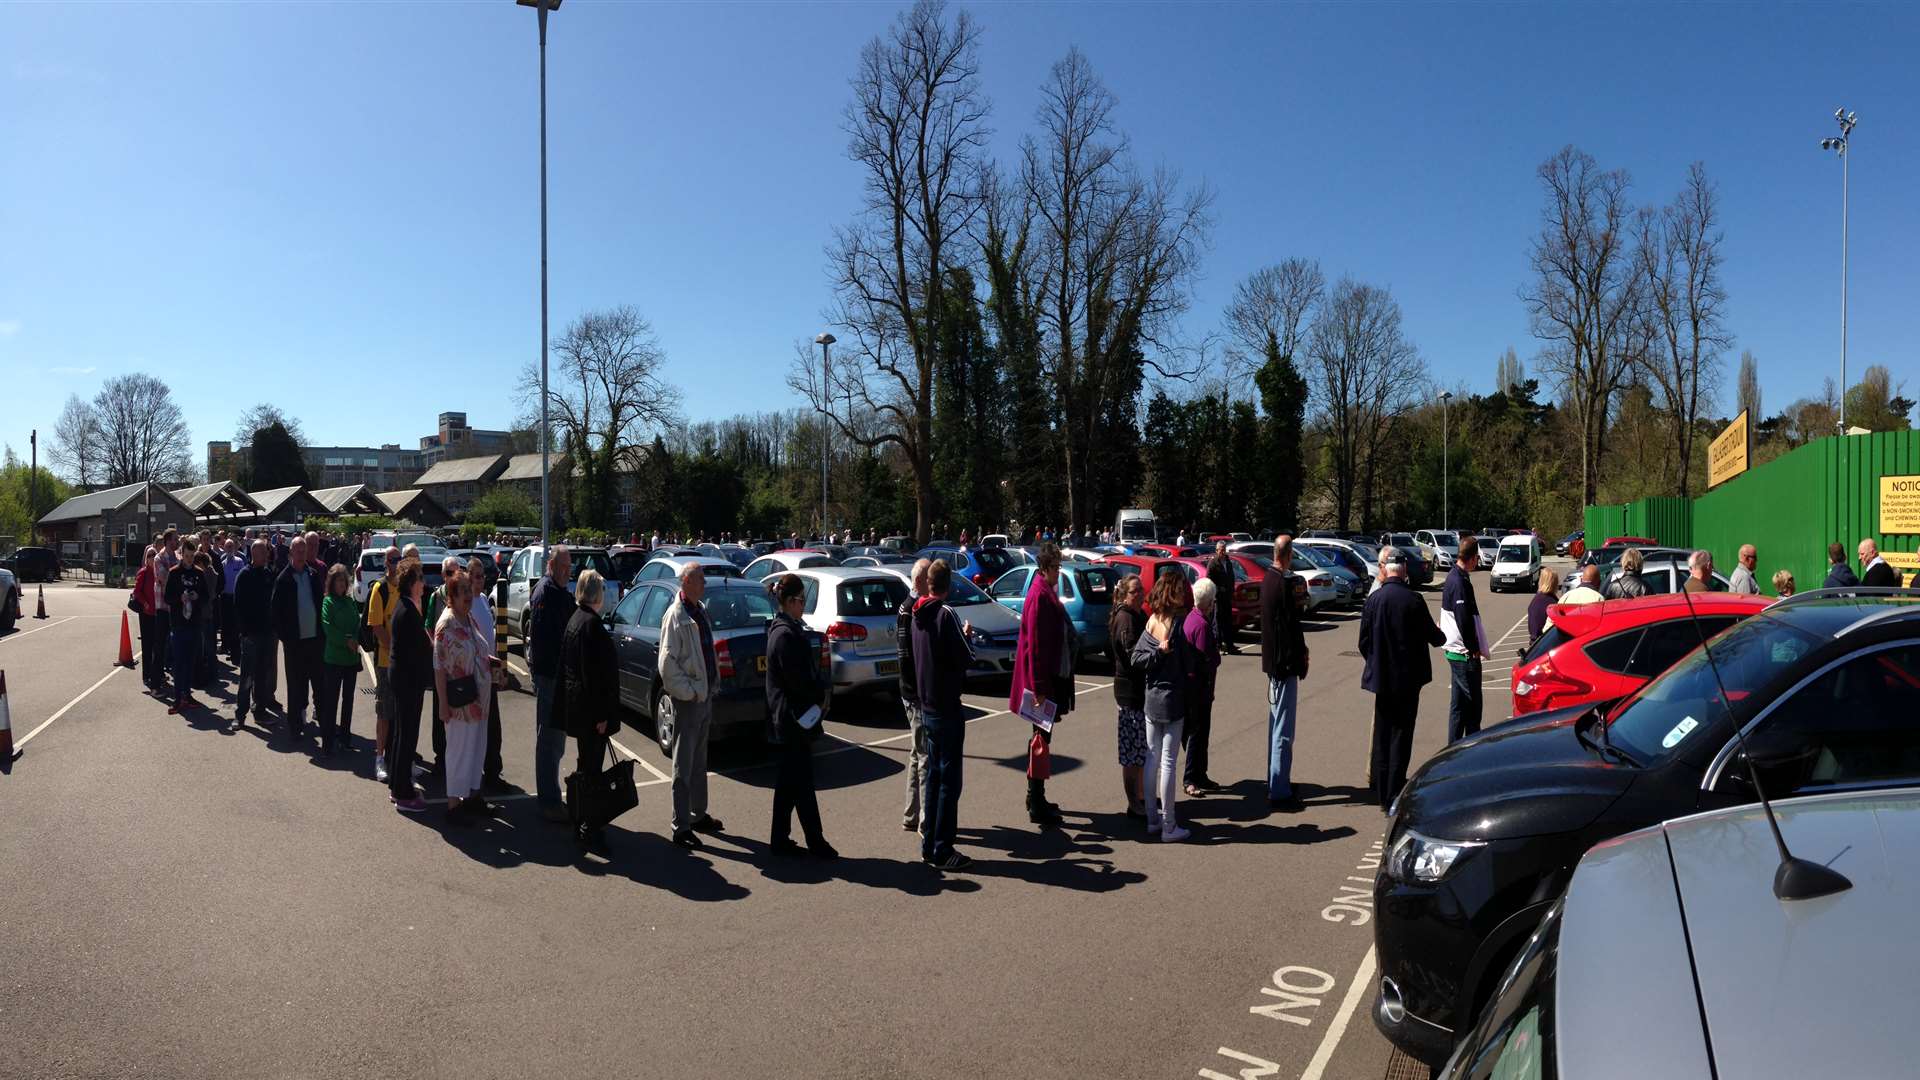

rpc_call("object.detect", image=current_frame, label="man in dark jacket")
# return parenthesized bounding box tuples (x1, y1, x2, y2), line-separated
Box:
(270, 536, 326, 741)
(1206, 543, 1239, 655)
(526, 546, 576, 822)
(766, 573, 834, 858)
(1357, 547, 1444, 812)
(1259, 534, 1309, 811)
(911, 559, 975, 871)
(1859, 538, 1899, 588)
(1823, 541, 1860, 589)
(897, 558, 931, 835)
(559, 569, 619, 853)
(232, 539, 278, 731)
(1440, 536, 1489, 744)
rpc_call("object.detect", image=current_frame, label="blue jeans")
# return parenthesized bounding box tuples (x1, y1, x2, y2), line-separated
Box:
(1267, 675, 1298, 800)
(169, 626, 199, 701)
(1448, 658, 1482, 744)
(919, 708, 965, 862)
(533, 674, 568, 805)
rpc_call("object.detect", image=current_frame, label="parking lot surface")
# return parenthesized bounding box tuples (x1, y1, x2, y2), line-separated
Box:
(1, 574, 1548, 1079)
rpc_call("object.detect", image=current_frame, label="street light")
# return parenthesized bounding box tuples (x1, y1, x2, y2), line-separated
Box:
(518, 0, 561, 546)
(1819, 106, 1857, 434)
(815, 332, 835, 537)
(1438, 390, 1453, 532)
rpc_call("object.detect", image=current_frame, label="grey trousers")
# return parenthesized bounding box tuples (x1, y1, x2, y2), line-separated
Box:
(670, 696, 713, 833)
(902, 699, 926, 830)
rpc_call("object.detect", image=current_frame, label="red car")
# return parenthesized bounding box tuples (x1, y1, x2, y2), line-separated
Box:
(1099, 552, 1186, 586)
(1508, 593, 1771, 717)
(1172, 555, 1261, 636)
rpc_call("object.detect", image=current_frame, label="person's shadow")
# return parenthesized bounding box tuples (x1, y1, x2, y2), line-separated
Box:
(700, 832, 980, 896)
(947, 822, 1146, 893)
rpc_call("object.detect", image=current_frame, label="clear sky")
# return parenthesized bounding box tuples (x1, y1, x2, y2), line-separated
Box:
(5, 1, 1917, 476)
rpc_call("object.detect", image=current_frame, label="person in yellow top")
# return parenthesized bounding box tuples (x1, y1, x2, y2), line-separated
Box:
(365, 546, 402, 783)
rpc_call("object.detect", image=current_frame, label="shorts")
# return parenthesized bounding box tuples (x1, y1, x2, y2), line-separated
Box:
(1116, 706, 1147, 768)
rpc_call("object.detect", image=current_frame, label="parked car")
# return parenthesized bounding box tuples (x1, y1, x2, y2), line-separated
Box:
(916, 544, 1019, 589)
(987, 562, 1119, 658)
(877, 535, 912, 553)
(1412, 529, 1462, 572)
(870, 564, 1022, 679)
(1376, 534, 1436, 586)
(0, 564, 20, 632)
(1169, 556, 1263, 635)
(1603, 551, 1731, 595)
(1061, 545, 1121, 564)
(8, 546, 61, 583)
(1132, 544, 1203, 559)
(1223, 550, 1344, 612)
(1374, 591, 1920, 1065)
(1471, 534, 1500, 569)
(605, 577, 825, 753)
(1488, 535, 1542, 593)
(1292, 544, 1366, 608)
(630, 555, 743, 587)
(1510, 593, 1770, 716)
(1297, 537, 1382, 594)
(979, 533, 1010, 548)
(503, 545, 620, 641)
(842, 552, 912, 568)
(1098, 552, 1186, 589)
(609, 548, 651, 585)
(742, 550, 838, 582)
(1555, 529, 1583, 557)
(448, 548, 501, 593)
(1441, 786, 1920, 1080)
(782, 567, 913, 695)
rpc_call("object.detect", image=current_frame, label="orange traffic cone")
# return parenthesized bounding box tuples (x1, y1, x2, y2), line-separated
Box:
(1, 670, 14, 773)
(35, 585, 48, 619)
(117, 611, 136, 668)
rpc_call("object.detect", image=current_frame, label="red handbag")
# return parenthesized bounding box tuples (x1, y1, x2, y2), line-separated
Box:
(1026, 730, 1052, 780)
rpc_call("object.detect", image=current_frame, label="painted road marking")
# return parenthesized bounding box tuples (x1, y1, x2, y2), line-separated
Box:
(0, 615, 78, 644)
(1323, 837, 1384, 925)
(1299, 947, 1378, 1080)
(820, 680, 1116, 755)
(610, 735, 672, 783)
(16, 665, 123, 749)
(1248, 965, 1337, 1026)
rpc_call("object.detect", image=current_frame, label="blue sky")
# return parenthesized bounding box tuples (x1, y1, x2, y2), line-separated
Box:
(5, 1, 1917, 475)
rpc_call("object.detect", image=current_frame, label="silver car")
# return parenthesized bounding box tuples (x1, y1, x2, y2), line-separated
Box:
(786, 567, 912, 694)
(503, 545, 621, 641)
(1443, 787, 1920, 1079)
(871, 564, 1021, 679)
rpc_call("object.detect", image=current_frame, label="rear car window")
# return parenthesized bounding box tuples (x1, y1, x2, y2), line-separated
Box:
(971, 548, 1015, 575)
(1582, 628, 1645, 674)
(1523, 626, 1568, 663)
(799, 556, 832, 569)
(706, 588, 776, 631)
(1079, 567, 1117, 600)
(836, 577, 909, 616)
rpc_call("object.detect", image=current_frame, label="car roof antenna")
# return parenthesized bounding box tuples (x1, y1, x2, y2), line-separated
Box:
(1677, 586, 1850, 901)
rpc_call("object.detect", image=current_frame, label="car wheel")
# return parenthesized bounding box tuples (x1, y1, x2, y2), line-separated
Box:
(653, 690, 679, 756)
(519, 609, 531, 642)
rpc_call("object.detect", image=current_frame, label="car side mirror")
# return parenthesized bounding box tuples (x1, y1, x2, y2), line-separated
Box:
(1736, 727, 1820, 773)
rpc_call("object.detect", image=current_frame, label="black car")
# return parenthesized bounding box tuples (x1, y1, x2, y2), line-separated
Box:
(1373, 590, 1920, 1065)
(448, 549, 502, 593)
(9, 546, 61, 583)
(604, 578, 825, 754)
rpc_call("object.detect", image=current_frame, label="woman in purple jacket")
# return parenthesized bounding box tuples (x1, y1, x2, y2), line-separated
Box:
(1008, 544, 1075, 828)
(1182, 577, 1224, 797)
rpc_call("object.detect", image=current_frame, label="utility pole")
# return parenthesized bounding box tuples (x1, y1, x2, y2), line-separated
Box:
(518, 0, 562, 547)
(815, 332, 836, 537)
(1820, 107, 1857, 434)
(1438, 391, 1453, 532)
(28, 429, 36, 546)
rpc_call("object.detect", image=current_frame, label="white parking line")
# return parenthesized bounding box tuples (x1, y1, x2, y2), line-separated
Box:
(1299, 946, 1378, 1080)
(16, 665, 123, 749)
(610, 735, 672, 783)
(0, 615, 77, 644)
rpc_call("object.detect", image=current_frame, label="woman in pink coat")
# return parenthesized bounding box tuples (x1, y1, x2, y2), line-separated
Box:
(1008, 544, 1076, 828)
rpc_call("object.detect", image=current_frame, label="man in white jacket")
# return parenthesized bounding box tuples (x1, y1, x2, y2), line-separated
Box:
(659, 562, 723, 848)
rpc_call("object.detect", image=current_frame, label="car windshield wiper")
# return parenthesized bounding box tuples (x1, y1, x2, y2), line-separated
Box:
(1583, 707, 1640, 767)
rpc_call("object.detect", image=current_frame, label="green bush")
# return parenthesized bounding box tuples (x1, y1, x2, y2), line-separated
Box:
(466, 489, 538, 529)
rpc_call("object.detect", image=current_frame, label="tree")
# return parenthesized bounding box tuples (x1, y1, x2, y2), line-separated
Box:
(1304, 279, 1424, 531)
(1494, 348, 1525, 397)
(1523, 146, 1643, 505)
(1636, 161, 1728, 498)
(49, 393, 101, 488)
(0, 448, 72, 544)
(241, 422, 311, 490)
(1846, 365, 1913, 433)
(234, 404, 305, 448)
(1018, 46, 1211, 530)
(1223, 260, 1324, 396)
(807, 0, 989, 545)
(91, 373, 192, 486)
(1736, 350, 1761, 423)
(1253, 330, 1308, 530)
(466, 488, 538, 529)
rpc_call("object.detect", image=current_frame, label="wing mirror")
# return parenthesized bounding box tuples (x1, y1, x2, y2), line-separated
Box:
(1730, 727, 1821, 792)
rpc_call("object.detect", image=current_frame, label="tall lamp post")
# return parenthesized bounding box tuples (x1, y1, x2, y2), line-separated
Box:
(1820, 107, 1857, 434)
(1438, 390, 1453, 532)
(815, 332, 835, 537)
(518, 0, 560, 546)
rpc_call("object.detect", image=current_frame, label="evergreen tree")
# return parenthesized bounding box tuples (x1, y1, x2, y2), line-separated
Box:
(1254, 331, 1308, 531)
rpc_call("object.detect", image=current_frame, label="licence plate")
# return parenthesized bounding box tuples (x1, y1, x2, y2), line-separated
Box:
(756, 656, 767, 672)
(876, 659, 899, 675)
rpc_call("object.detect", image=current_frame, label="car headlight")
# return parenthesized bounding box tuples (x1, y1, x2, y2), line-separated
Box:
(1386, 828, 1485, 885)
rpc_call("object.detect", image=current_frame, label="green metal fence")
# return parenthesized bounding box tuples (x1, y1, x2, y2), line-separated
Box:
(1586, 431, 1920, 593)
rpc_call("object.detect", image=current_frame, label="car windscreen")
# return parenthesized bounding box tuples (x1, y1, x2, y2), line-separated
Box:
(1605, 612, 1821, 765)
(835, 577, 910, 617)
(944, 574, 995, 606)
(1497, 542, 1534, 560)
(1431, 531, 1459, 546)
(571, 552, 614, 581)
(705, 587, 777, 631)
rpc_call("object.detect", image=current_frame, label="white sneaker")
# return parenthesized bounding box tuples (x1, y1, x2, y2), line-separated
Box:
(1160, 825, 1191, 842)
(375, 754, 389, 782)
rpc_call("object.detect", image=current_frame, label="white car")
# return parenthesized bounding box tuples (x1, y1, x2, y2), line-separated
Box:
(629, 555, 741, 586)
(1296, 537, 1382, 599)
(0, 564, 20, 633)
(1414, 529, 1462, 571)
(870, 564, 1022, 679)
(1473, 535, 1501, 570)
(1489, 536, 1542, 592)
(1061, 546, 1120, 564)
(781, 567, 913, 695)
(742, 550, 838, 582)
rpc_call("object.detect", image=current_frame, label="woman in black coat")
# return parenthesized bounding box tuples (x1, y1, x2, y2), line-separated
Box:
(765, 573, 835, 859)
(560, 569, 621, 851)
(387, 559, 434, 812)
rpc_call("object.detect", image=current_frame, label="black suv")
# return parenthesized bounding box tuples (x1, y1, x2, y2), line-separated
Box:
(1373, 590, 1920, 1065)
(7, 546, 61, 583)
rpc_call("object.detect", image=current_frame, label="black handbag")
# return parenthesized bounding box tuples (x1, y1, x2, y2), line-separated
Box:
(444, 673, 479, 709)
(566, 741, 638, 828)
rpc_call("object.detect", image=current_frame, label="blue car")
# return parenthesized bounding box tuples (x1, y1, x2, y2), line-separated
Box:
(986, 562, 1118, 659)
(916, 545, 1021, 589)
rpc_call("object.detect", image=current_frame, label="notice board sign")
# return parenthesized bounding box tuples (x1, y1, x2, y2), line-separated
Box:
(1880, 476, 1920, 535)
(1708, 411, 1749, 488)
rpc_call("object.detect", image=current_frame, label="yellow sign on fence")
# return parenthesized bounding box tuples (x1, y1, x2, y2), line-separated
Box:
(1880, 476, 1920, 535)
(1883, 551, 1919, 588)
(1707, 411, 1749, 488)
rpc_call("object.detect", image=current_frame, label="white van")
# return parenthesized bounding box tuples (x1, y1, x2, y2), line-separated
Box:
(1490, 535, 1542, 593)
(1115, 508, 1156, 544)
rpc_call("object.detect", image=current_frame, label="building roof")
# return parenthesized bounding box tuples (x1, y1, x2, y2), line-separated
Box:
(38, 481, 155, 525)
(374, 489, 447, 517)
(249, 486, 314, 519)
(414, 454, 508, 486)
(170, 481, 262, 518)
(497, 452, 558, 482)
(308, 484, 385, 515)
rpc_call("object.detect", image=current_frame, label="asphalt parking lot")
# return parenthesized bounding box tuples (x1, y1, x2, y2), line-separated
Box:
(0, 572, 1551, 1080)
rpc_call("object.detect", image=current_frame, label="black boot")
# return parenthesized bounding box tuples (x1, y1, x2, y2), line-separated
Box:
(1027, 779, 1063, 826)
